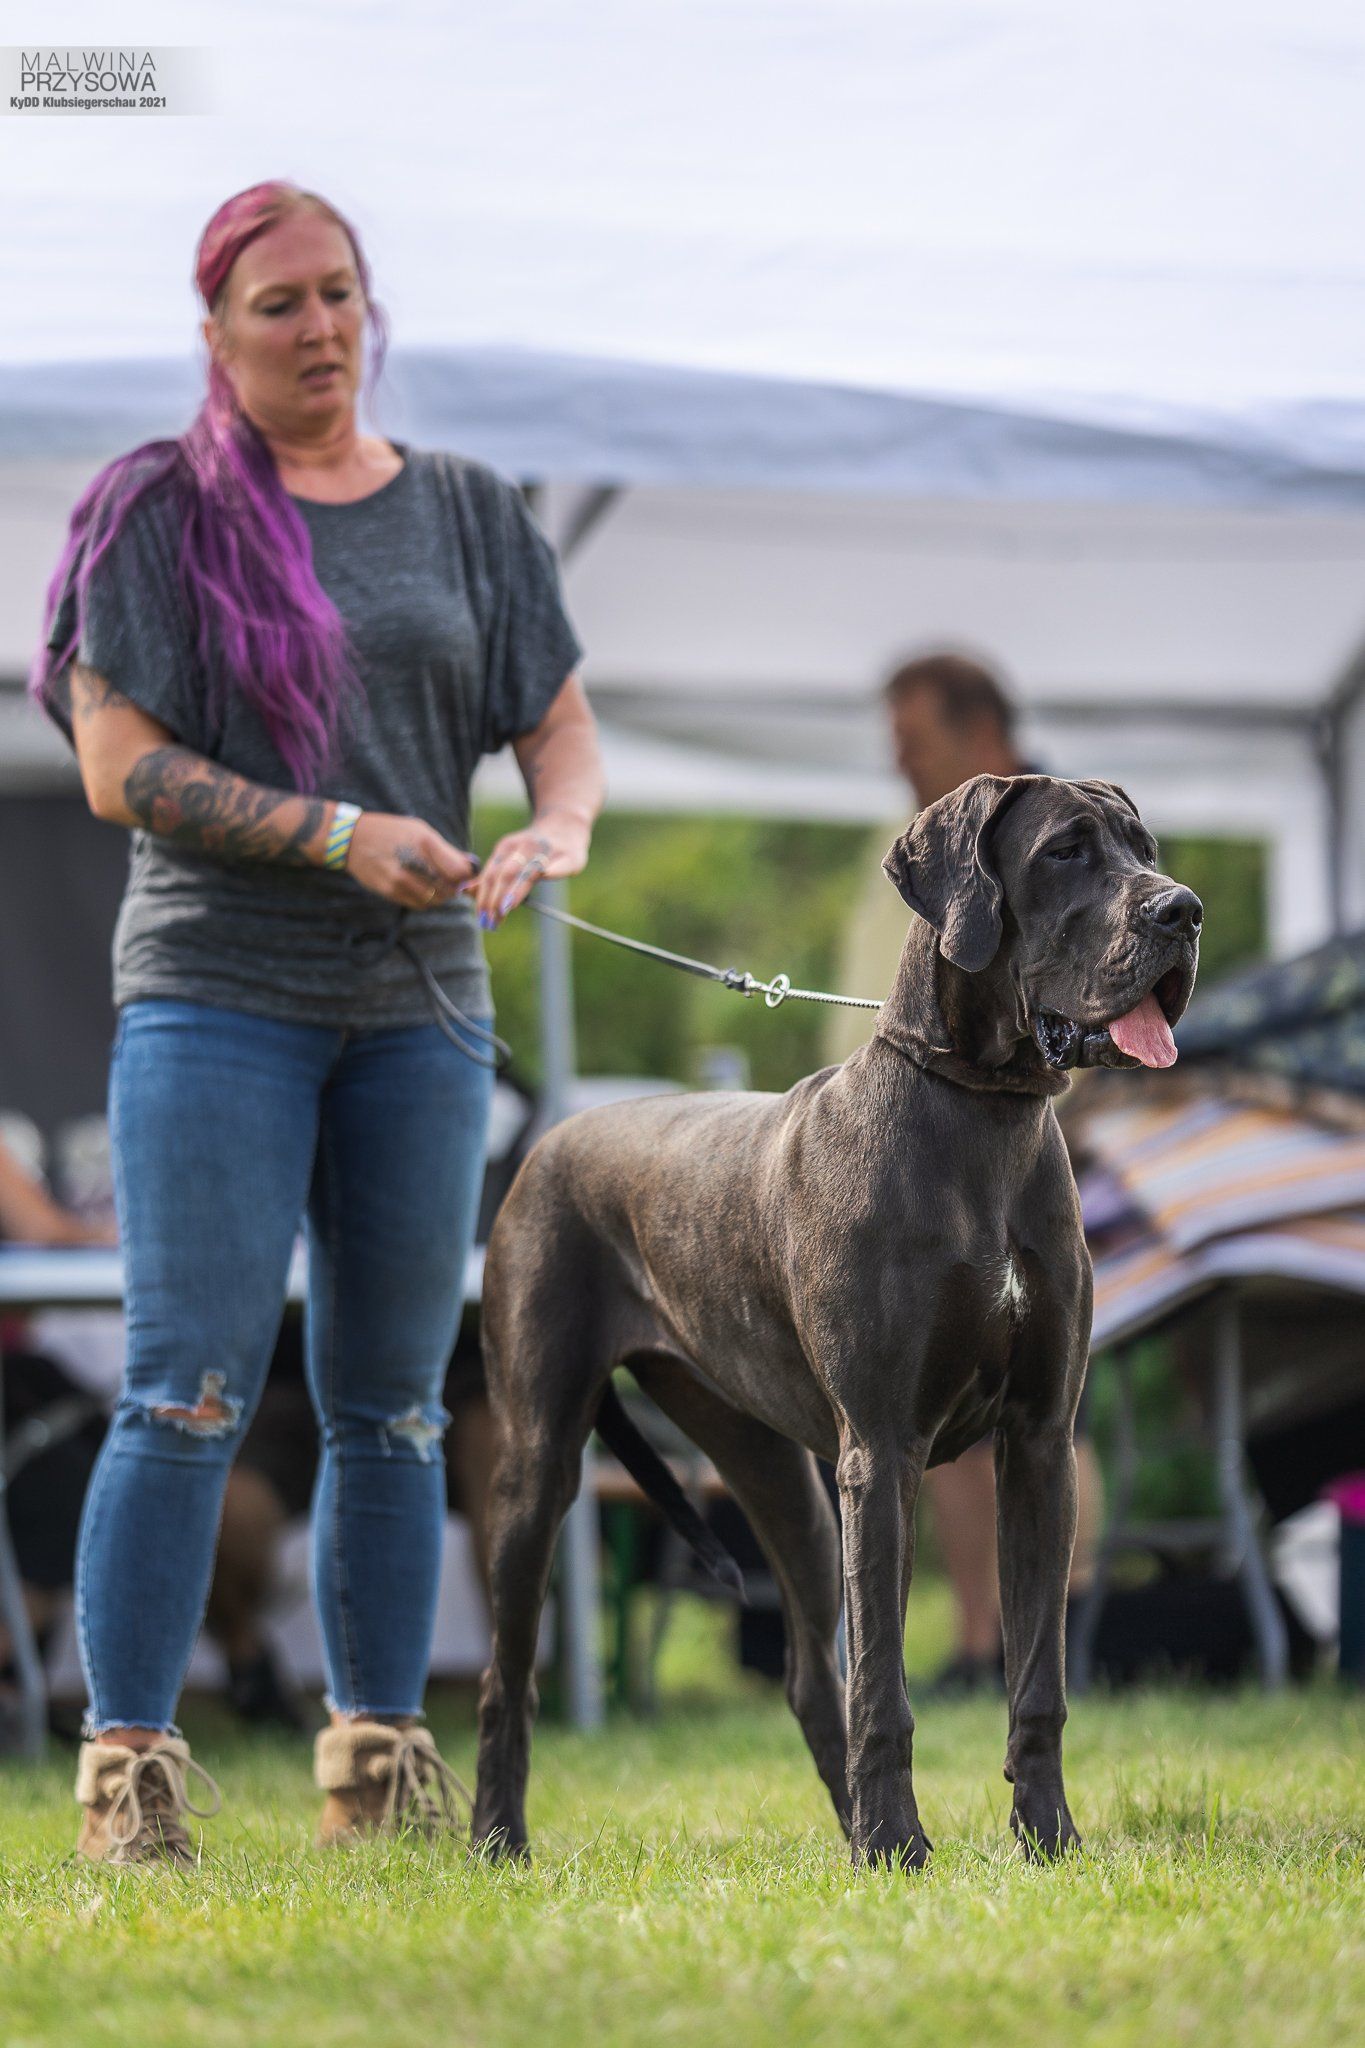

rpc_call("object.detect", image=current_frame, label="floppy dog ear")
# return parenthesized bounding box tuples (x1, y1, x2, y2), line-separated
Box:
(1072, 778, 1141, 822)
(882, 773, 1023, 973)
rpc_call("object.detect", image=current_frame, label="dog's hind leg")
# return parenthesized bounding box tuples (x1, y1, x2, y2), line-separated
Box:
(630, 1357, 851, 1837)
(994, 1408, 1082, 1859)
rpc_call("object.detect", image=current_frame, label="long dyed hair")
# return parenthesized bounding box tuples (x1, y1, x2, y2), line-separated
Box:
(29, 182, 390, 790)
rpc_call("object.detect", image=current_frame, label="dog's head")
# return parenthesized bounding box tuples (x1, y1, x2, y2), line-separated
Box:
(883, 774, 1201, 1071)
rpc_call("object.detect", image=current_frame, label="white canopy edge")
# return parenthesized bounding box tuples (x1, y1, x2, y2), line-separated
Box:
(5, 349, 1365, 516)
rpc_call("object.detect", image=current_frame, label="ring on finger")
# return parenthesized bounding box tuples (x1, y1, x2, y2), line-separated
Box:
(492, 854, 547, 920)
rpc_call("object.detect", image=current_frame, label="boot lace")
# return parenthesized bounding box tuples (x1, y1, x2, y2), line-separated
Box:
(106, 1746, 223, 1862)
(375, 1730, 473, 1838)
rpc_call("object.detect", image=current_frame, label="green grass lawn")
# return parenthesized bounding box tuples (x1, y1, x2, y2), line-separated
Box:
(3, 1593, 1364, 2048)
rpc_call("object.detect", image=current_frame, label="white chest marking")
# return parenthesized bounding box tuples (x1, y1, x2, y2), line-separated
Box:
(998, 1255, 1027, 1318)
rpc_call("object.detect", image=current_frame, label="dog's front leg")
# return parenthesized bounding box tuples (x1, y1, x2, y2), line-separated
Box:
(994, 1409, 1082, 1858)
(837, 1432, 931, 1870)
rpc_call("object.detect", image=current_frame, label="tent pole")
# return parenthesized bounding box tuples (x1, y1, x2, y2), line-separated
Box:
(520, 474, 609, 1730)
(536, 876, 605, 1731)
(557, 484, 623, 563)
(1318, 641, 1365, 937)
(1211, 1293, 1288, 1689)
(1316, 704, 1346, 936)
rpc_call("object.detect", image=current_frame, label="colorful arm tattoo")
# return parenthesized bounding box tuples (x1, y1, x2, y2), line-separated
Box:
(123, 747, 327, 866)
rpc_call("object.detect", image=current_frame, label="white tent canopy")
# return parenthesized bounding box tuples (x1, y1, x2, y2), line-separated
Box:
(3, 0, 1365, 949)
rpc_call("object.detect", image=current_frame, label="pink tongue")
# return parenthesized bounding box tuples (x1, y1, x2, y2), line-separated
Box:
(1108, 992, 1178, 1068)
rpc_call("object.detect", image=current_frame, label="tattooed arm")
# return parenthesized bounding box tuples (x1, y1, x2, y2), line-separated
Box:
(465, 672, 604, 928)
(69, 663, 479, 906)
(122, 748, 328, 865)
(70, 663, 330, 864)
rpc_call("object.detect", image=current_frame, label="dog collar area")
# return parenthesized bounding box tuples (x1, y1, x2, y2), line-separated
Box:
(875, 1024, 1069, 1098)
(1032, 1009, 1137, 1072)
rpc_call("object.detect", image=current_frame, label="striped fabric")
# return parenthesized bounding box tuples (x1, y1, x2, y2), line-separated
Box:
(1084, 1095, 1365, 1352)
(1081, 1098, 1365, 1253)
(1091, 1207, 1365, 1352)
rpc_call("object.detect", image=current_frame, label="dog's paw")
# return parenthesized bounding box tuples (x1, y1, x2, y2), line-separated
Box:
(468, 1824, 531, 1866)
(1010, 1799, 1081, 1861)
(853, 1826, 933, 1873)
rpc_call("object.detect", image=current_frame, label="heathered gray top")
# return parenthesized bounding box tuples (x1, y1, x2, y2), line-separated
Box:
(43, 443, 582, 1027)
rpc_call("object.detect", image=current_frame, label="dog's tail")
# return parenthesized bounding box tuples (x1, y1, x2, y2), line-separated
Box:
(594, 1383, 746, 1602)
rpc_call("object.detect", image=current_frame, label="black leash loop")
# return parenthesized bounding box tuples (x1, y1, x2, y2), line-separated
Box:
(346, 911, 513, 1071)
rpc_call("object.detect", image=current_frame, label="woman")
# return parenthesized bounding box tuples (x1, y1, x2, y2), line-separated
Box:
(30, 181, 604, 1866)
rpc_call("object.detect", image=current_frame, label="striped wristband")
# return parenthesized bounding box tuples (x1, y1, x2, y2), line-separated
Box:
(323, 801, 363, 871)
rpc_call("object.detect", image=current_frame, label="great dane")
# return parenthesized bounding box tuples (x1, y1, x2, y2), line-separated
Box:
(471, 773, 1201, 1868)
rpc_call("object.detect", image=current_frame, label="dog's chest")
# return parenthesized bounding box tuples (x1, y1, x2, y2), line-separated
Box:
(925, 1252, 1032, 1456)
(963, 1248, 1031, 1365)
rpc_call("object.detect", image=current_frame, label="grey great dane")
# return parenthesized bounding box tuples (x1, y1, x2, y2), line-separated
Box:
(472, 773, 1201, 1869)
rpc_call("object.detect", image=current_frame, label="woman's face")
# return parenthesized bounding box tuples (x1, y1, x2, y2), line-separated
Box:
(204, 207, 367, 436)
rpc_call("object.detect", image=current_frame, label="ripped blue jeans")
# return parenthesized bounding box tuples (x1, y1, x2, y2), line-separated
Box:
(76, 997, 494, 1734)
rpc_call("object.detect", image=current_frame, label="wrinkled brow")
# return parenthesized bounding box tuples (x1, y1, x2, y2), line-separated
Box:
(248, 266, 356, 299)
(1038, 816, 1094, 844)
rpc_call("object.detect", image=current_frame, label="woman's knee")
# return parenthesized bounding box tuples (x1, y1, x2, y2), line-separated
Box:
(322, 1395, 451, 1467)
(144, 1370, 242, 1439)
(111, 1365, 251, 1457)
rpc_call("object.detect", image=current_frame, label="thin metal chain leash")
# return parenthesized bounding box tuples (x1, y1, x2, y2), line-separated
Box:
(524, 896, 883, 1012)
(347, 891, 882, 1076)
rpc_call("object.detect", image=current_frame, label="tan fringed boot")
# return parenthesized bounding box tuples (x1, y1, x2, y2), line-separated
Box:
(314, 1720, 471, 1847)
(75, 1736, 222, 1868)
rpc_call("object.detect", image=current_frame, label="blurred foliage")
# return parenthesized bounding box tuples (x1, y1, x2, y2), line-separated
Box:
(473, 806, 869, 1090)
(1154, 833, 1267, 985)
(474, 804, 1268, 1092)
(1087, 1336, 1221, 1530)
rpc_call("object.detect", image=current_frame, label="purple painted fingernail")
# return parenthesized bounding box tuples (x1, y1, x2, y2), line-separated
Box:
(479, 911, 493, 930)
(499, 893, 515, 916)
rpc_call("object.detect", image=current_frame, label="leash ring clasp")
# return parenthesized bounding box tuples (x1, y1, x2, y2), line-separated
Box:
(764, 973, 791, 1010)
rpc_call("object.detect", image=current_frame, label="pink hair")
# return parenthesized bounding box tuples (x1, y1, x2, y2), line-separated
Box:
(30, 181, 390, 790)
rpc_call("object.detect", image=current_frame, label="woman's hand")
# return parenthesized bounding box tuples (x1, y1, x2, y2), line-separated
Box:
(346, 812, 481, 909)
(463, 807, 593, 929)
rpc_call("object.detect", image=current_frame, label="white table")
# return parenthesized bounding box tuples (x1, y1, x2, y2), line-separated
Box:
(0, 1242, 484, 1757)
(0, 1241, 485, 1311)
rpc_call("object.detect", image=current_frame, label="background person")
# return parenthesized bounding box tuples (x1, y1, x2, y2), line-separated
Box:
(28, 180, 604, 1865)
(0, 1127, 115, 1715)
(827, 651, 1104, 1692)
(2, 1120, 342, 1739)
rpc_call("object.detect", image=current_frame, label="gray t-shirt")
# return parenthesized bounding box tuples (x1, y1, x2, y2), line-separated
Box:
(43, 443, 582, 1027)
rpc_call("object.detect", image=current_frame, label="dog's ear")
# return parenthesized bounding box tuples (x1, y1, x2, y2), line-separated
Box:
(1072, 778, 1141, 822)
(883, 773, 1024, 972)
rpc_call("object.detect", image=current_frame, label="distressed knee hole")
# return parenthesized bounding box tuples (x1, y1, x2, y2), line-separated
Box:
(149, 1371, 241, 1438)
(380, 1406, 447, 1463)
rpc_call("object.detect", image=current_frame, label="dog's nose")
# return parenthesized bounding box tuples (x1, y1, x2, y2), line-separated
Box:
(1141, 886, 1203, 937)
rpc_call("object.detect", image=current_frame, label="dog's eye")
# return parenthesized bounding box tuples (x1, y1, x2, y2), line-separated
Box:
(1047, 843, 1083, 863)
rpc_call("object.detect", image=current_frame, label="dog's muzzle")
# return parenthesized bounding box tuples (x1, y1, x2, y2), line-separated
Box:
(1031, 943, 1198, 1073)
